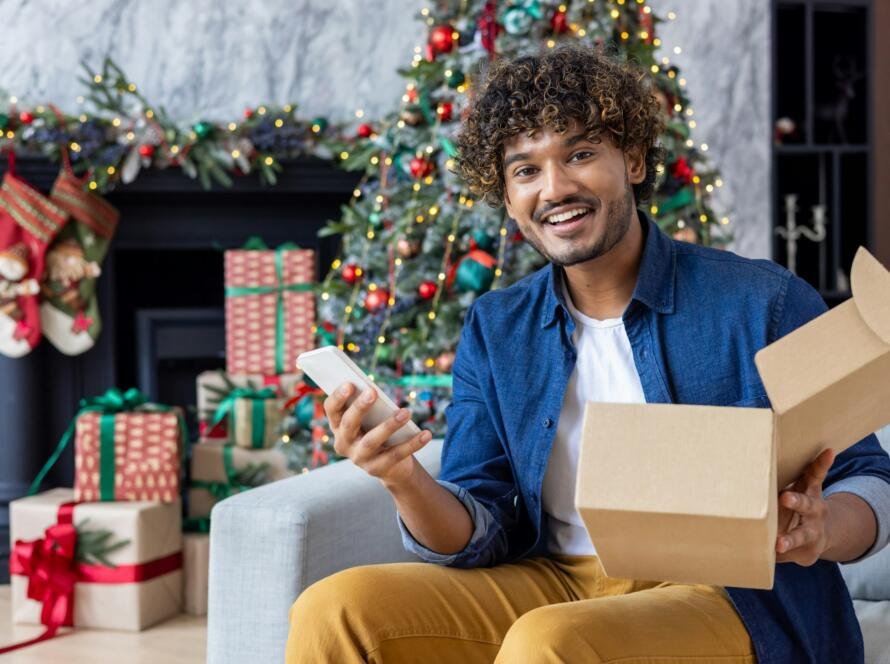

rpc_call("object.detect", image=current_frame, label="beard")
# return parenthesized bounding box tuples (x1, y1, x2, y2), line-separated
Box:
(520, 178, 636, 268)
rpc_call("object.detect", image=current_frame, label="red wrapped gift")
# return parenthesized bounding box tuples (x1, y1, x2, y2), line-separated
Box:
(225, 239, 315, 375)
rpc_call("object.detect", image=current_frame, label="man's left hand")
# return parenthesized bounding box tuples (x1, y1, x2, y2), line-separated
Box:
(776, 448, 836, 566)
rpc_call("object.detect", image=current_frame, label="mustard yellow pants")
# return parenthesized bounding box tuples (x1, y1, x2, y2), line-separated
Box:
(285, 554, 755, 663)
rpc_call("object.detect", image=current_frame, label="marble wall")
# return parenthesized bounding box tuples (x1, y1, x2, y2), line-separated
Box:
(0, 0, 771, 258)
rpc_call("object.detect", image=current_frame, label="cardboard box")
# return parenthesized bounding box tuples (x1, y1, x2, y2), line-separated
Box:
(575, 247, 890, 589)
(10, 488, 182, 631)
(183, 533, 209, 616)
(188, 439, 291, 518)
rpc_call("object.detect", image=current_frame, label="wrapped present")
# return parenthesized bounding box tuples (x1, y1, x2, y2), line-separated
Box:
(225, 238, 315, 375)
(188, 439, 291, 519)
(197, 370, 304, 448)
(183, 533, 210, 616)
(29, 388, 184, 503)
(8, 488, 182, 638)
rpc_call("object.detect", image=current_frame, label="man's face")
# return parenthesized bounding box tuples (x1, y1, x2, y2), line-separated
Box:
(502, 122, 645, 267)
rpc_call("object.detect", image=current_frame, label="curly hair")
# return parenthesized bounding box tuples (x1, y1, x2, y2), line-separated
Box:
(456, 45, 666, 207)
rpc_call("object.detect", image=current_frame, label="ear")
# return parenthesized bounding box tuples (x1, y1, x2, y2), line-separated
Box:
(503, 186, 515, 219)
(625, 145, 647, 185)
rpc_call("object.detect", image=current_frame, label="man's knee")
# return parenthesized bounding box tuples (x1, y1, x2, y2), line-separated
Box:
(290, 564, 386, 632)
(497, 605, 601, 664)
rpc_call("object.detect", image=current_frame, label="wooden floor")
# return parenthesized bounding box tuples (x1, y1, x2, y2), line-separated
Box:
(0, 585, 206, 663)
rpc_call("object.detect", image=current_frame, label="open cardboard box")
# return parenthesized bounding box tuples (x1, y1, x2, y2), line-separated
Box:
(574, 247, 890, 589)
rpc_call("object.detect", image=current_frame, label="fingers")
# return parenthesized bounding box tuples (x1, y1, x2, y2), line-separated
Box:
(339, 387, 378, 439)
(364, 429, 433, 477)
(353, 407, 416, 461)
(323, 382, 355, 430)
(802, 448, 835, 493)
(779, 491, 825, 518)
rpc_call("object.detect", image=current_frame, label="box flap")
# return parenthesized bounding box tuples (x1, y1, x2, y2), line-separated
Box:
(851, 247, 890, 345)
(575, 402, 774, 519)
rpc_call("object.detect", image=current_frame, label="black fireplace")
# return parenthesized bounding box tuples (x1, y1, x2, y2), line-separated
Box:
(0, 156, 359, 580)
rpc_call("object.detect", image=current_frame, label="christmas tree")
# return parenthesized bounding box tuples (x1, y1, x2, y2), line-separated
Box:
(316, 0, 729, 433)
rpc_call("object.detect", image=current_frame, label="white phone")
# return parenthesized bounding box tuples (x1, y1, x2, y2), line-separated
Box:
(296, 345, 422, 447)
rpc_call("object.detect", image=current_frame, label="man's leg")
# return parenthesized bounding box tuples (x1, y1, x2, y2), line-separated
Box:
(495, 582, 755, 664)
(285, 557, 578, 664)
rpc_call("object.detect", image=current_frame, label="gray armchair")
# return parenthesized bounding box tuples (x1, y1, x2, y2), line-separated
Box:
(207, 431, 890, 664)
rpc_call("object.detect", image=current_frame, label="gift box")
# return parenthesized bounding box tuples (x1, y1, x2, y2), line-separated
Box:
(224, 241, 315, 375)
(9, 488, 182, 632)
(183, 533, 210, 616)
(188, 439, 291, 518)
(197, 370, 304, 448)
(75, 407, 183, 503)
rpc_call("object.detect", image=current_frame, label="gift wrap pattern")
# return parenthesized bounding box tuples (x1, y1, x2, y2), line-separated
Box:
(75, 411, 181, 502)
(225, 247, 315, 375)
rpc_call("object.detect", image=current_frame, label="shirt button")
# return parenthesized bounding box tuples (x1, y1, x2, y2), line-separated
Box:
(543, 417, 553, 428)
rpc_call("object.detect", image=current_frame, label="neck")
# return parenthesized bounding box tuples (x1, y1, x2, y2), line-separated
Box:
(562, 210, 644, 320)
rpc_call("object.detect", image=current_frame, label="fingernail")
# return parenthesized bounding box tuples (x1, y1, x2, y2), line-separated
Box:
(788, 494, 798, 506)
(339, 384, 351, 396)
(421, 430, 432, 441)
(395, 408, 409, 421)
(362, 390, 376, 402)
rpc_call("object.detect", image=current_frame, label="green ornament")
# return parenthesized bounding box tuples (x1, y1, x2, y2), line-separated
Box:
(502, 7, 533, 34)
(311, 117, 329, 132)
(375, 344, 395, 365)
(193, 121, 214, 140)
(446, 70, 465, 89)
(294, 395, 316, 428)
(352, 304, 366, 320)
(369, 212, 383, 228)
(0, 113, 8, 130)
(472, 229, 496, 252)
(456, 257, 495, 293)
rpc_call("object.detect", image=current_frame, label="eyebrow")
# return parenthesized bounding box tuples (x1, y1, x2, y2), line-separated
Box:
(503, 132, 593, 170)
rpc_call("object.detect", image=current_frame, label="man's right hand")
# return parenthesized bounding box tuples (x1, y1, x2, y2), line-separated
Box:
(325, 382, 433, 487)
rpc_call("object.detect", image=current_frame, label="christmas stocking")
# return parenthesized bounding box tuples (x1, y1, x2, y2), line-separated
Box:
(0, 171, 68, 357)
(41, 170, 119, 355)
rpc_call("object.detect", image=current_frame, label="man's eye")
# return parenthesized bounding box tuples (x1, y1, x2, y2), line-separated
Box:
(514, 167, 536, 177)
(571, 151, 594, 161)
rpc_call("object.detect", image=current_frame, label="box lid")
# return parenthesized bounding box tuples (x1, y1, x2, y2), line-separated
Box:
(575, 402, 774, 519)
(851, 247, 890, 345)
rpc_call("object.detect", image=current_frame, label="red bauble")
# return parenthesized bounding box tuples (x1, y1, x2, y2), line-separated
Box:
(671, 158, 694, 184)
(243, 108, 254, 119)
(429, 24, 456, 54)
(364, 288, 389, 312)
(409, 157, 433, 179)
(341, 263, 361, 284)
(418, 281, 438, 300)
(356, 123, 374, 138)
(551, 10, 568, 34)
(406, 88, 419, 103)
(436, 102, 454, 122)
(138, 144, 155, 158)
(19, 111, 34, 125)
(478, 2, 501, 55)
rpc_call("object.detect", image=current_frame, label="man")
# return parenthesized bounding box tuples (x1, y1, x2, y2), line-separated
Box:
(287, 46, 890, 663)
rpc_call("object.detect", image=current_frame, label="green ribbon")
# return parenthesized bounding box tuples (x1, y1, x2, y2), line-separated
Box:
(187, 444, 270, 531)
(226, 238, 314, 374)
(29, 387, 186, 500)
(210, 386, 277, 449)
(387, 374, 453, 388)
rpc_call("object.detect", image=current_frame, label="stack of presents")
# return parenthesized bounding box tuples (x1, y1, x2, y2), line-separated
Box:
(6, 240, 326, 646)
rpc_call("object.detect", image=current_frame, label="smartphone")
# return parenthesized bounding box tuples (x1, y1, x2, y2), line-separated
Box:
(296, 345, 422, 447)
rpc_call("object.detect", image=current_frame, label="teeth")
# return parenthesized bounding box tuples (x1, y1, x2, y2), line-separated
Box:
(546, 208, 589, 224)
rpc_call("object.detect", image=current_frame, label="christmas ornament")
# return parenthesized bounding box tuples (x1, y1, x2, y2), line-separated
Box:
(294, 394, 316, 428)
(471, 229, 496, 252)
(418, 281, 437, 300)
(193, 121, 214, 140)
(446, 70, 466, 89)
(316, 321, 337, 346)
(0, 113, 9, 130)
(436, 102, 454, 122)
(479, 1, 502, 54)
(311, 117, 328, 132)
(454, 249, 497, 294)
(243, 107, 254, 119)
(639, 6, 655, 43)
(364, 288, 389, 312)
(356, 123, 374, 138)
(429, 24, 456, 54)
(435, 351, 455, 373)
(138, 144, 155, 158)
(399, 108, 425, 126)
(671, 158, 694, 185)
(19, 111, 34, 125)
(409, 156, 434, 179)
(396, 238, 421, 258)
(368, 212, 383, 228)
(406, 89, 419, 103)
(341, 263, 361, 284)
(551, 8, 568, 34)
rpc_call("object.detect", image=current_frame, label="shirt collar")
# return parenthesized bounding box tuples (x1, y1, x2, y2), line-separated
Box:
(541, 209, 676, 328)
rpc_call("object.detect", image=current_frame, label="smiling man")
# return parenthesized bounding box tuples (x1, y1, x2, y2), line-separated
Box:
(287, 46, 890, 663)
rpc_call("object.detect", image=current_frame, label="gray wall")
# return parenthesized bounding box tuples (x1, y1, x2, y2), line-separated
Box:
(0, 0, 771, 258)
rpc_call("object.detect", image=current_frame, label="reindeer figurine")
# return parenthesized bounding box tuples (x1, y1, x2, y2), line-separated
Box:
(814, 55, 863, 144)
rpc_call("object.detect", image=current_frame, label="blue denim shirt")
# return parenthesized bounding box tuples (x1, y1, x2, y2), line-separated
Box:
(397, 211, 890, 663)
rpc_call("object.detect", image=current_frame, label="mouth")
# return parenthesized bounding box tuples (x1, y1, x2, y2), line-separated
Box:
(541, 206, 596, 236)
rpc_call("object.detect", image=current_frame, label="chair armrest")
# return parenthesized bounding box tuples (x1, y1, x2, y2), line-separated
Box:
(206, 438, 443, 664)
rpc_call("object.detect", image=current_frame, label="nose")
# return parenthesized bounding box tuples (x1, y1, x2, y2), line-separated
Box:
(540, 161, 579, 206)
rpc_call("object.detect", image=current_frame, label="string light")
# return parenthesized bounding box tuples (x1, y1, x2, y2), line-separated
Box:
(700, 214, 708, 222)
(112, 118, 121, 127)
(355, 109, 364, 118)
(706, 184, 714, 192)
(274, 118, 284, 128)
(69, 142, 81, 152)
(106, 166, 116, 175)
(340, 151, 350, 160)
(257, 106, 267, 115)
(228, 122, 237, 131)
(264, 156, 275, 166)
(8, 96, 17, 103)
(673, 46, 682, 55)
(93, 75, 102, 84)
(700, 143, 709, 152)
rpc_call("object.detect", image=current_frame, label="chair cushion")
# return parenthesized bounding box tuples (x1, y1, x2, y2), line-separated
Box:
(853, 600, 890, 664)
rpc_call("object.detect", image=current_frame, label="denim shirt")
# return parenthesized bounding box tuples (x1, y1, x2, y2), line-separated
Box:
(397, 211, 890, 664)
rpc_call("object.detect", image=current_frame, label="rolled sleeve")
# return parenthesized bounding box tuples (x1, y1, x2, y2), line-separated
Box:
(396, 480, 500, 565)
(824, 475, 890, 563)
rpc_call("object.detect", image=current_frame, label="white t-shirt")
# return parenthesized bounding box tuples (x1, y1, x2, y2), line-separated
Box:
(541, 279, 647, 556)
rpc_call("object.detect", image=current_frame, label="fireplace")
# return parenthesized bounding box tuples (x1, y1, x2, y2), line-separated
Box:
(0, 156, 359, 580)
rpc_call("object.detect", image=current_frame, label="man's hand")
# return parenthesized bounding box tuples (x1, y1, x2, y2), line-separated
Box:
(775, 448, 836, 566)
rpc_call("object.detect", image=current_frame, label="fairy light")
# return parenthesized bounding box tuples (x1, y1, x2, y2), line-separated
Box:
(416, 214, 425, 223)
(332, 259, 342, 269)
(284, 104, 293, 112)
(321, 292, 330, 301)
(437, 272, 446, 281)
(112, 118, 121, 127)
(412, 183, 421, 192)
(370, 156, 379, 165)
(88, 181, 98, 190)
(655, 164, 665, 174)
(423, 176, 434, 185)
(397, 120, 406, 128)
(499, 228, 508, 236)
(353, 188, 362, 198)
(715, 179, 724, 187)
(127, 83, 137, 92)
(447, 234, 456, 242)
(429, 206, 439, 215)
(688, 120, 697, 129)
(653, 38, 662, 47)
(106, 166, 116, 175)
(700, 214, 708, 223)
(257, 106, 267, 115)
(692, 175, 701, 184)
(650, 204, 659, 215)
(686, 108, 695, 117)
(643, 5, 652, 13)
(661, 57, 670, 65)
(355, 109, 364, 118)
(70, 142, 81, 152)
(228, 122, 237, 131)
(721, 217, 730, 225)
(610, 9, 619, 18)
(668, 11, 677, 20)
(378, 335, 386, 344)
(311, 123, 322, 133)
(76, 96, 84, 104)
(126, 131, 135, 141)
(264, 156, 274, 166)
(231, 149, 241, 158)
(93, 74, 102, 84)
(145, 109, 155, 119)
(421, 7, 429, 15)
(170, 145, 180, 154)
(547, 39, 556, 48)
(428, 312, 436, 320)
(578, 28, 586, 36)
(673, 46, 682, 55)
(620, 31, 629, 40)
(706, 184, 714, 192)
(673, 103, 682, 113)
(685, 139, 694, 147)
(700, 143, 709, 152)
(274, 118, 284, 128)
(281, 434, 290, 443)
(340, 151, 350, 160)
(650, 65, 659, 74)
(345, 306, 354, 315)
(640, 31, 649, 40)
(367, 230, 375, 239)
(668, 70, 676, 79)
(384, 157, 393, 166)
(78, 114, 87, 122)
